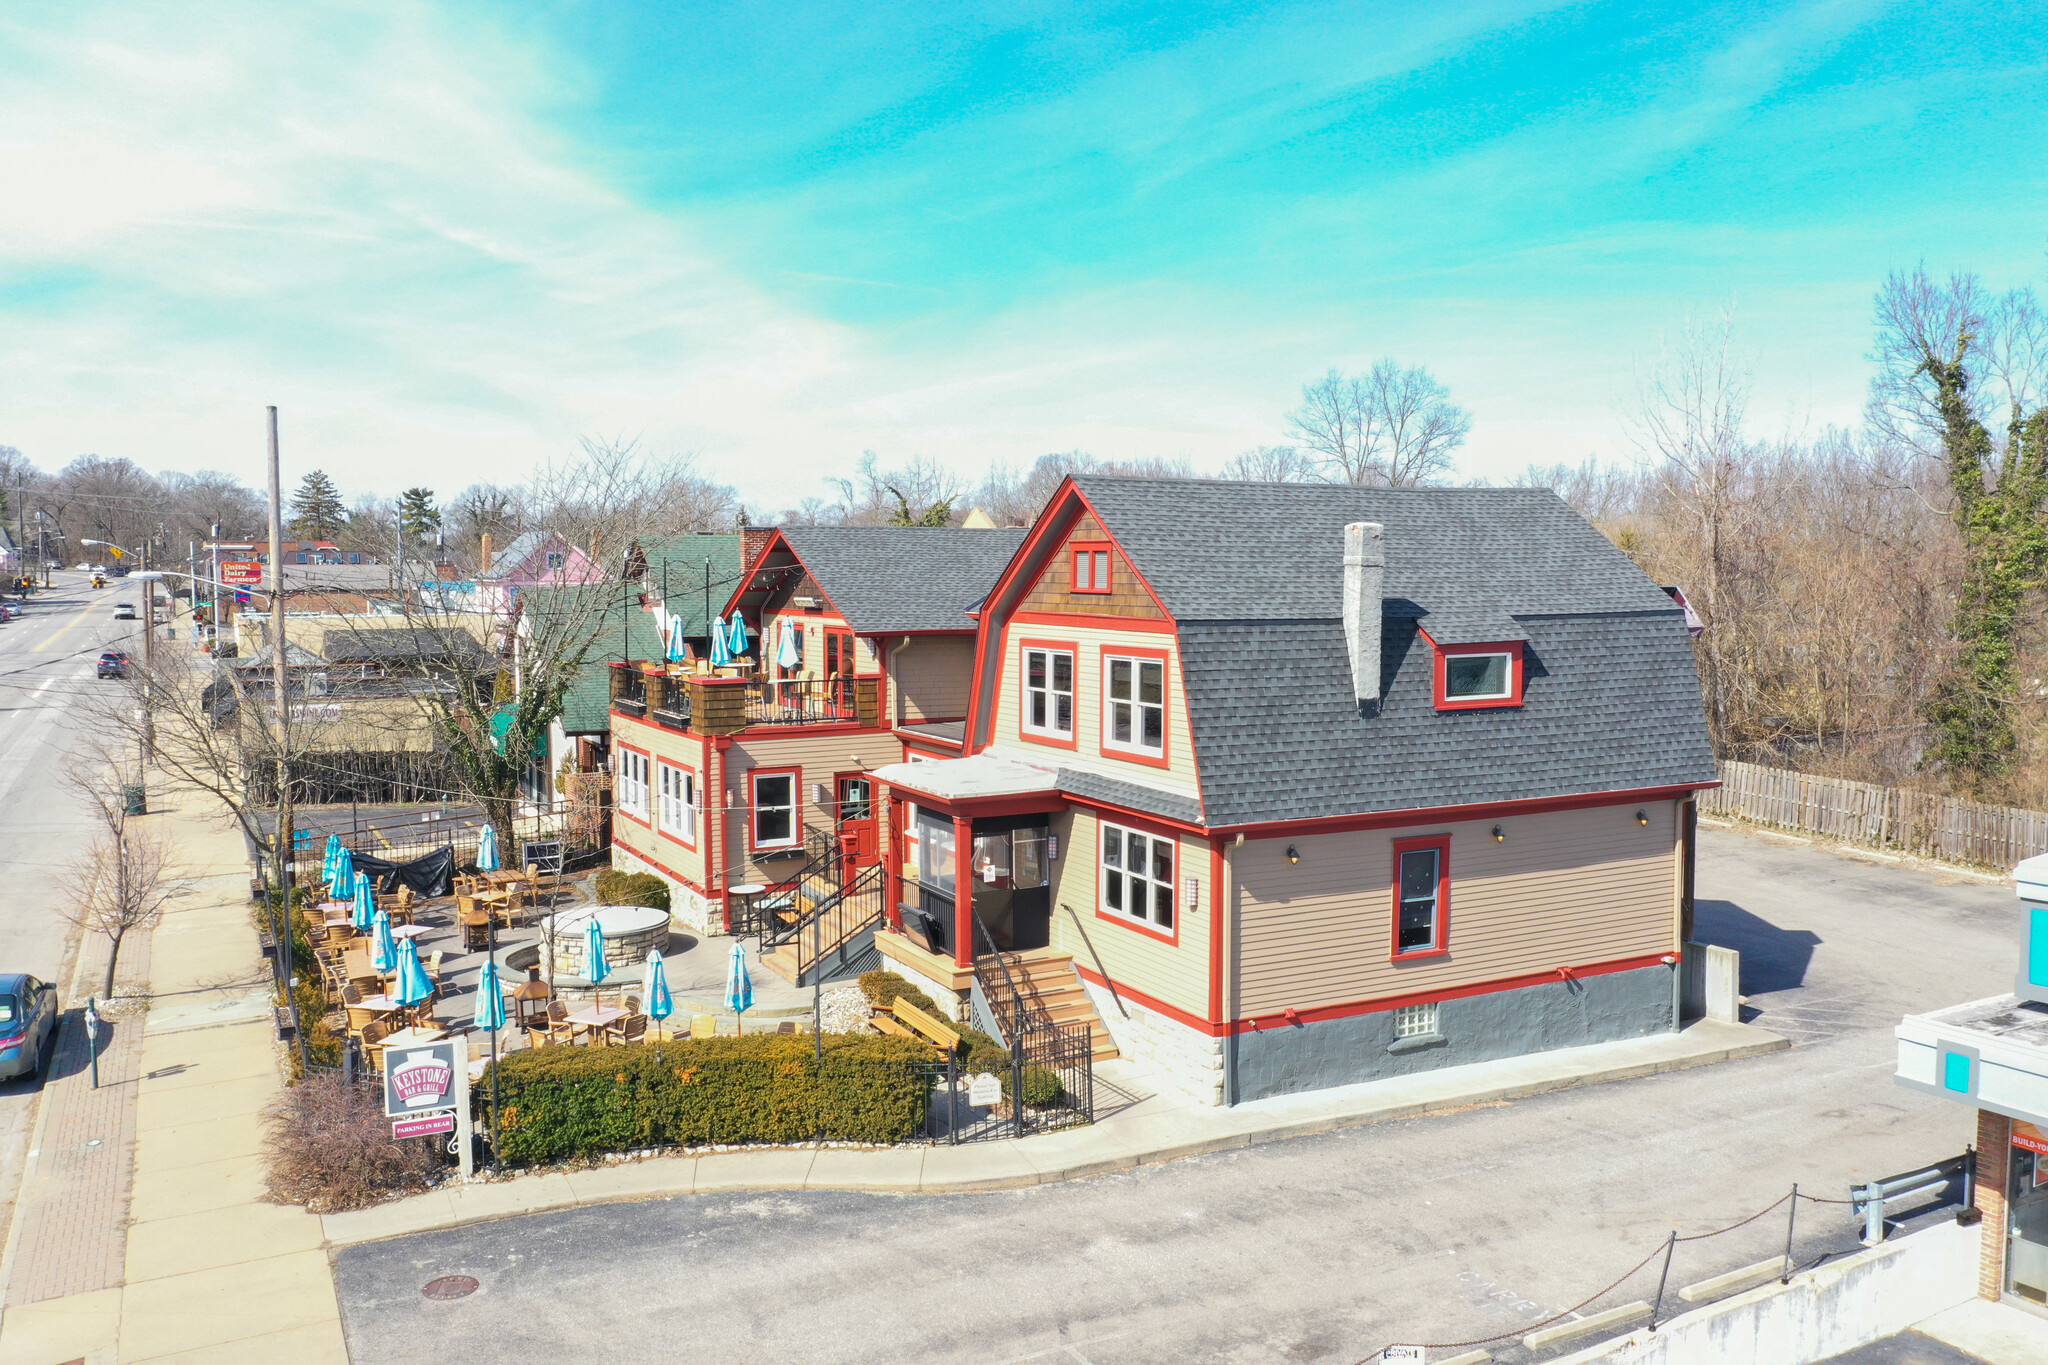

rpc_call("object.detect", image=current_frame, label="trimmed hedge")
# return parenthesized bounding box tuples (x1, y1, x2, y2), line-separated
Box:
(483, 1033, 932, 1163)
(593, 869, 670, 911)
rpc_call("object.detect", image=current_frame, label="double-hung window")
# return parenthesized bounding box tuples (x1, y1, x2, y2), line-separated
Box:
(617, 750, 649, 823)
(1102, 822, 1174, 932)
(751, 771, 797, 849)
(657, 762, 696, 844)
(1103, 655, 1165, 757)
(1022, 646, 1074, 741)
(1071, 543, 1112, 594)
(1393, 836, 1449, 956)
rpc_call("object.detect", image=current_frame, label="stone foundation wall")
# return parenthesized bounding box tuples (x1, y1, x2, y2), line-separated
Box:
(610, 848, 723, 936)
(1083, 980, 1225, 1106)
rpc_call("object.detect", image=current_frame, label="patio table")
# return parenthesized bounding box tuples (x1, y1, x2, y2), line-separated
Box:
(563, 1004, 626, 1043)
(379, 1025, 447, 1049)
(388, 923, 433, 941)
(481, 870, 526, 888)
(356, 994, 406, 1014)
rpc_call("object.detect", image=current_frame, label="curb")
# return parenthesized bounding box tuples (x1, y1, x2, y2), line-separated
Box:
(322, 1025, 1789, 1249)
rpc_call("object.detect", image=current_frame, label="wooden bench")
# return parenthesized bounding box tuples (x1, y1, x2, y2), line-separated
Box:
(886, 997, 960, 1051)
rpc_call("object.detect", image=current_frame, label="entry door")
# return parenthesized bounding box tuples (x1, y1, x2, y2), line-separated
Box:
(2011, 1145, 2048, 1303)
(836, 777, 878, 871)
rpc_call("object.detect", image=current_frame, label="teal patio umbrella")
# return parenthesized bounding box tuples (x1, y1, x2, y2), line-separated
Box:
(477, 823, 500, 872)
(322, 835, 341, 885)
(665, 606, 687, 662)
(584, 913, 608, 986)
(370, 908, 398, 974)
(725, 941, 753, 1034)
(473, 957, 506, 1032)
(332, 845, 356, 900)
(352, 877, 376, 932)
(708, 612, 731, 667)
(725, 611, 750, 657)
(644, 948, 673, 1024)
(394, 937, 433, 1009)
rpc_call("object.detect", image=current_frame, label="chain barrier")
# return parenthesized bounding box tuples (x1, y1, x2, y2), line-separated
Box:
(1349, 1174, 1962, 1364)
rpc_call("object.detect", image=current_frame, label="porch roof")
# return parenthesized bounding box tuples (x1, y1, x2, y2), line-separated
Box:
(868, 752, 1058, 803)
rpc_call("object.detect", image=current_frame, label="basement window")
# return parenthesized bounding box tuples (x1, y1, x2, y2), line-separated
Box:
(1392, 1002, 1438, 1038)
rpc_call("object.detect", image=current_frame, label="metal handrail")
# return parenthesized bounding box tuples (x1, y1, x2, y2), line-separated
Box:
(970, 908, 1047, 1039)
(1059, 902, 1127, 1019)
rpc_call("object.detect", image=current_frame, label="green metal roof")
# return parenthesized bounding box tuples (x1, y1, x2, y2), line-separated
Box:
(544, 533, 748, 735)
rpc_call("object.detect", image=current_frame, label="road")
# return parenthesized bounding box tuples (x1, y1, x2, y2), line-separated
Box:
(0, 571, 155, 1231)
(333, 825, 2019, 1365)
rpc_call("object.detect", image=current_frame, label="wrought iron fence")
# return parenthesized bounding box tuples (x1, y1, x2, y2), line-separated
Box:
(913, 1014, 1095, 1143)
(746, 677, 858, 726)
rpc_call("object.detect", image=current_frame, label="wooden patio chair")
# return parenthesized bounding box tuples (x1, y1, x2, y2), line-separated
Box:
(360, 1019, 391, 1070)
(543, 1001, 578, 1046)
(606, 1013, 647, 1046)
(345, 1002, 375, 1038)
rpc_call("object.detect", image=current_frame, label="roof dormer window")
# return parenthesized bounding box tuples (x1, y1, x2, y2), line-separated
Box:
(1432, 639, 1524, 710)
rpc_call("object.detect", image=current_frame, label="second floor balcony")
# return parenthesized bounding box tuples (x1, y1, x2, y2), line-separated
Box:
(610, 663, 878, 735)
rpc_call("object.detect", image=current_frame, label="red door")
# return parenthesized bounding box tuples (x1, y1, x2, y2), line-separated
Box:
(837, 776, 878, 873)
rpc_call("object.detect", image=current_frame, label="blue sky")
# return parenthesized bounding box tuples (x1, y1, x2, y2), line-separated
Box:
(0, 0, 2042, 508)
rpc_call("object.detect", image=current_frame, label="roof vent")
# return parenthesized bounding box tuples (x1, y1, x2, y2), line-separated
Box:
(1344, 522, 1384, 715)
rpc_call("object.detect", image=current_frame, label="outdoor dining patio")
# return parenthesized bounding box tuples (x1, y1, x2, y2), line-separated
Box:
(300, 832, 813, 1084)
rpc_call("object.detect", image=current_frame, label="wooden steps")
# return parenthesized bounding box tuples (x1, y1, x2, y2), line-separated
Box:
(988, 950, 1119, 1062)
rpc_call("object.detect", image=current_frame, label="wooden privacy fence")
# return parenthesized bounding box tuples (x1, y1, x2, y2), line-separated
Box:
(1700, 759, 2048, 871)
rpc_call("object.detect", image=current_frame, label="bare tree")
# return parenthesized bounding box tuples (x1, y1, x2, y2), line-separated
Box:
(1287, 360, 1472, 486)
(1624, 307, 1754, 747)
(827, 452, 964, 526)
(59, 767, 183, 1000)
(1222, 444, 1315, 482)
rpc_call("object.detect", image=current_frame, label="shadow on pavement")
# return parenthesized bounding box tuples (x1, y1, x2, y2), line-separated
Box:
(1695, 897, 1823, 995)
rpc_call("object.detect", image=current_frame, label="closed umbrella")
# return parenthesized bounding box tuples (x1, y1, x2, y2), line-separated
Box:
(644, 948, 673, 1026)
(725, 941, 753, 1034)
(322, 834, 341, 884)
(473, 957, 506, 1032)
(477, 823, 499, 872)
(775, 618, 799, 669)
(353, 877, 376, 932)
(666, 608, 687, 663)
(394, 937, 433, 1009)
(584, 913, 608, 986)
(726, 611, 750, 657)
(332, 845, 356, 900)
(370, 908, 398, 975)
(708, 612, 731, 667)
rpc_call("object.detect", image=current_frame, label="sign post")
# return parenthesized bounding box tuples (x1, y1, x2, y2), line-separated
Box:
(382, 1038, 473, 1181)
(83, 997, 100, 1090)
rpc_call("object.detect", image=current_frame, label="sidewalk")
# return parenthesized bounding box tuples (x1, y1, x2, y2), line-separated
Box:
(0, 789, 347, 1365)
(1913, 1297, 2048, 1364)
(323, 1012, 1786, 1247)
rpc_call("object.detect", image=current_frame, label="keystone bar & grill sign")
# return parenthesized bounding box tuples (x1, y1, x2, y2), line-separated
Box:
(381, 1039, 475, 1178)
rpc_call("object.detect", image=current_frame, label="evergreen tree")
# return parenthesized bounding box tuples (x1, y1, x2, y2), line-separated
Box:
(397, 487, 440, 541)
(288, 470, 345, 541)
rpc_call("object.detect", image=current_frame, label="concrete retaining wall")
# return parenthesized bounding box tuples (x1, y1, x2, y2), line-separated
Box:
(1556, 1220, 1975, 1365)
(1230, 964, 1675, 1103)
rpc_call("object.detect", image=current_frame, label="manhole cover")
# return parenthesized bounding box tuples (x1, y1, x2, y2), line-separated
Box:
(421, 1275, 479, 1301)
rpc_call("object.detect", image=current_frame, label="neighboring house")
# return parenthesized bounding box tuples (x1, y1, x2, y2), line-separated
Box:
(603, 526, 1025, 975)
(477, 530, 604, 618)
(205, 538, 371, 566)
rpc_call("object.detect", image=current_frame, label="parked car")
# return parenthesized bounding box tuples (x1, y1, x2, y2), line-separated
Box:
(0, 975, 58, 1081)
(112, 602, 136, 620)
(108, 564, 131, 577)
(96, 651, 129, 679)
(0, 604, 14, 623)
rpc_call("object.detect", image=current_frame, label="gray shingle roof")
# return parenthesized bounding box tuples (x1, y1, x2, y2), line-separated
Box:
(775, 527, 1028, 634)
(1064, 476, 1713, 827)
(1055, 768, 1205, 826)
(479, 531, 546, 582)
(1071, 477, 1678, 622)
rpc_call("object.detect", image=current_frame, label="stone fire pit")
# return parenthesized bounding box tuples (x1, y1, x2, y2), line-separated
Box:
(544, 904, 672, 979)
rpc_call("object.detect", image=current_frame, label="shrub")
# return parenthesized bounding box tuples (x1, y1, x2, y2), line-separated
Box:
(483, 1032, 932, 1164)
(950, 1022, 1008, 1075)
(858, 970, 939, 1018)
(262, 1072, 440, 1211)
(1004, 1064, 1064, 1109)
(593, 869, 670, 911)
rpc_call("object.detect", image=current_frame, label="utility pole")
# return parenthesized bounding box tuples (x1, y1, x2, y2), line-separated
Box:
(266, 407, 299, 1066)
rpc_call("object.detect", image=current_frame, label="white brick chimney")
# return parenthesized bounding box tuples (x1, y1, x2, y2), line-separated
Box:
(1344, 522, 1384, 712)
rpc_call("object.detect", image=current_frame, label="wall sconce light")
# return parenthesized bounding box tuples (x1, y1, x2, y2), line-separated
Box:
(1635, 810, 1649, 826)
(1492, 825, 1504, 843)
(1285, 845, 1300, 865)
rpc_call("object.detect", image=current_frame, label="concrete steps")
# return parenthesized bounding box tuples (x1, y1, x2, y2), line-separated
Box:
(991, 951, 1119, 1062)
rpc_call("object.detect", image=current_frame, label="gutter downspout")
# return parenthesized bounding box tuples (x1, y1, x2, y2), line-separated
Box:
(1222, 831, 1243, 1106)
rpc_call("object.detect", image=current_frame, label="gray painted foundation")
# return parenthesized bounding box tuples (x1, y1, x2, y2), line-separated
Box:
(1228, 964, 1676, 1103)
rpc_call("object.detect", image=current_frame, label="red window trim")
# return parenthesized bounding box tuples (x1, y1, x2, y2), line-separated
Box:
(614, 741, 652, 828)
(1094, 815, 1182, 945)
(1070, 541, 1113, 595)
(1017, 636, 1080, 750)
(1429, 636, 1525, 711)
(746, 765, 803, 853)
(655, 757, 699, 851)
(1098, 642, 1172, 769)
(1390, 834, 1451, 961)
